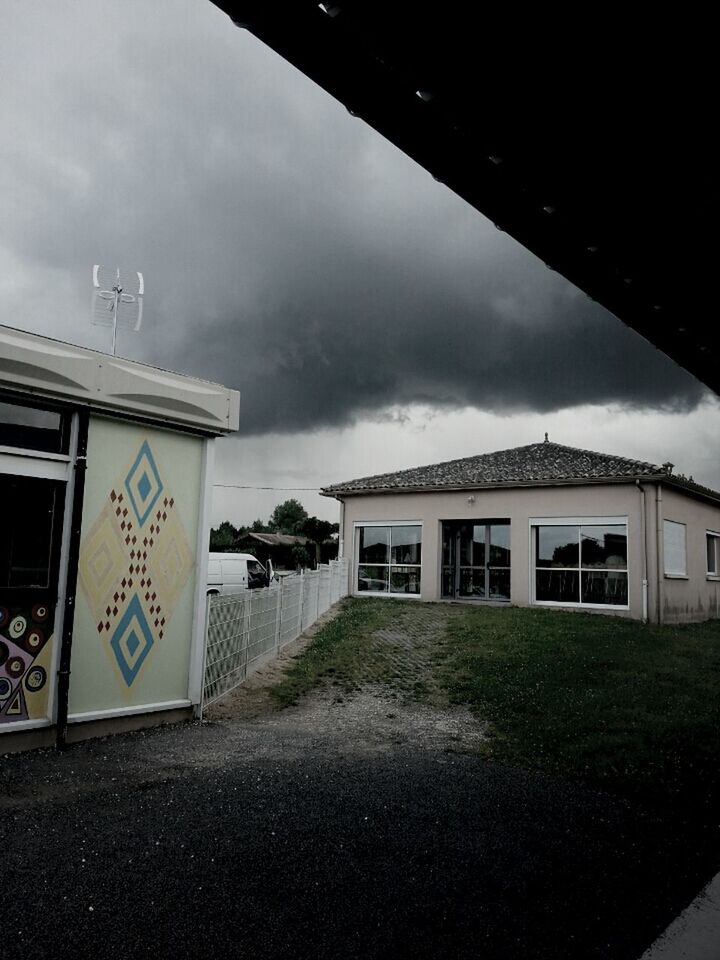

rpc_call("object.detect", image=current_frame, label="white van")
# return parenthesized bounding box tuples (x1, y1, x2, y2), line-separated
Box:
(207, 552, 273, 596)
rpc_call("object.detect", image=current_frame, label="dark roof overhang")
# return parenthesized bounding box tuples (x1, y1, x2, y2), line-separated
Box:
(212, 2, 719, 397)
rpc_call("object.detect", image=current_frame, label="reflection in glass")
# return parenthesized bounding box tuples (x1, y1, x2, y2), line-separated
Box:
(441, 566, 454, 598)
(581, 526, 627, 569)
(489, 524, 511, 566)
(536, 569, 579, 603)
(581, 570, 628, 605)
(357, 565, 389, 592)
(460, 525, 485, 567)
(390, 567, 421, 594)
(489, 569, 511, 600)
(358, 527, 390, 564)
(459, 568, 486, 598)
(536, 526, 579, 567)
(0, 400, 66, 454)
(390, 526, 422, 565)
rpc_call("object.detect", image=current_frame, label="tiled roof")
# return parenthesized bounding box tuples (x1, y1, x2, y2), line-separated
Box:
(321, 441, 720, 502)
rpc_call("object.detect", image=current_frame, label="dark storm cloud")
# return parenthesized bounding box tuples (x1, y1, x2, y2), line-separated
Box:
(1, 0, 706, 435)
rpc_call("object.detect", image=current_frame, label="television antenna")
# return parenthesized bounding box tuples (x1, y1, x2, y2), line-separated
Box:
(91, 265, 144, 356)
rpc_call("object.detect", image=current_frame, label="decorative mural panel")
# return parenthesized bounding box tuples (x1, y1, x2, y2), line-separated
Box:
(0, 602, 54, 723)
(78, 438, 194, 692)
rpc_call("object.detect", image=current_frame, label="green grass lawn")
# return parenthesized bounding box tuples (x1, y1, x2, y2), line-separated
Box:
(441, 605, 720, 802)
(272, 598, 720, 803)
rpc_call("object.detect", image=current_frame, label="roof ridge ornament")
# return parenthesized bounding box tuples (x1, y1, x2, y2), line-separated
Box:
(544, 432, 549, 443)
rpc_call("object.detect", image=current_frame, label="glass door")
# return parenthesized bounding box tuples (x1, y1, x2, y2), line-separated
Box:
(441, 521, 511, 601)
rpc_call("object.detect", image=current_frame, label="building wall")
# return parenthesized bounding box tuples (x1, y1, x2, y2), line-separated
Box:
(70, 416, 203, 717)
(342, 483, 646, 615)
(658, 485, 720, 623)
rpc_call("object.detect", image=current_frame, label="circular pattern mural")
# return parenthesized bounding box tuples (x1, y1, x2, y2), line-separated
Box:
(5, 657, 25, 678)
(9, 616, 26, 640)
(0, 607, 9, 630)
(0, 640, 8, 667)
(0, 677, 11, 700)
(26, 629, 44, 650)
(25, 666, 47, 692)
(31, 604, 49, 623)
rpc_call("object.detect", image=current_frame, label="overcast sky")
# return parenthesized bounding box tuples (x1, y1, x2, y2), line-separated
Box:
(3, 0, 718, 527)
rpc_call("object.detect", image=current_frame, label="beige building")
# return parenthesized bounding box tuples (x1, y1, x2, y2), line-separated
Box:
(321, 440, 720, 624)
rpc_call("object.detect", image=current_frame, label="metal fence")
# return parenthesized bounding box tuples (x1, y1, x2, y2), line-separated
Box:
(202, 558, 349, 711)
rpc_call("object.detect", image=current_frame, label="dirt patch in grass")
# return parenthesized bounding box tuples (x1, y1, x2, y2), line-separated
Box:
(206, 597, 488, 755)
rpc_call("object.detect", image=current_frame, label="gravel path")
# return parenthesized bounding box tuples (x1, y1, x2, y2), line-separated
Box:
(2, 602, 718, 958)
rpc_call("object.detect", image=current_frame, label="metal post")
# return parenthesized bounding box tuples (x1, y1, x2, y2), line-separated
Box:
(274, 576, 282, 654)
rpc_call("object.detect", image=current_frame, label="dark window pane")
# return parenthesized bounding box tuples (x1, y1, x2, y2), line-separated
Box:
(390, 567, 421, 595)
(441, 566, 454, 598)
(459, 525, 485, 567)
(357, 565, 388, 592)
(390, 526, 422, 564)
(489, 569, 511, 600)
(358, 527, 390, 564)
(489, 523, 511, 566)
(536, 526, 579, 567)
(459, 568, 486, 598)
(581, 526, 627, 569)
(0, 400, 67, 454)
(536, 568, 579, 603)
(1, 476, 62, 589)
(581, 570, 628, 605)
(707, 536, 718, 574)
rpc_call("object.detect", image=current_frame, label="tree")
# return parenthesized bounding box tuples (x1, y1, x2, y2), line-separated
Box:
(298, 516, 336, 564)
(250, 518, 270, 532)
(268, 498, 308, 535)
(209, 520, 238, 551)
(291, 543, 311, 570)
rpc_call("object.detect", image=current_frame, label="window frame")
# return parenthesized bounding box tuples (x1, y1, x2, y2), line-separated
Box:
(353, 521, 423, 598)
(663, 519, 688, 578)
(706, 530, 720, 580)
(529, 516, 630, 611)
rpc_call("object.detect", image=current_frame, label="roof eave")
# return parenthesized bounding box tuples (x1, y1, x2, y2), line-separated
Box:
(321, 474, 673, 498)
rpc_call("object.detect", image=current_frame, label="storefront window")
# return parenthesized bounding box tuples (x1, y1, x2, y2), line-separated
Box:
(356, 525, 421, 595)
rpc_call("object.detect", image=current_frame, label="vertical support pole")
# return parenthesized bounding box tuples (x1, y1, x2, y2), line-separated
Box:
(274, 575, 282, 654)
(198, 595, 212, 723)
(189, 438, 215, 712)
(298, 570, 305, 635)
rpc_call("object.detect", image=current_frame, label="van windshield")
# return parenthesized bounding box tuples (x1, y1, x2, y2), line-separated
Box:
(247, 560, 265, 578)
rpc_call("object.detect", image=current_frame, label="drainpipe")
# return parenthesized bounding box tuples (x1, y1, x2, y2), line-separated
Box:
(56, 410, 89, 750)
(655, 483, 663, 625)
(338, 499, 345, 559)
(635, 481, 648, 622)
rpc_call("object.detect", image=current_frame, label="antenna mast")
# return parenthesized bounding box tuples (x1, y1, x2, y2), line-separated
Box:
(91, 265, 144, 357)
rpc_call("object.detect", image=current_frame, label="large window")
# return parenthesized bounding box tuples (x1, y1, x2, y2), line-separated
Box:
(706, 531, 720, 577)
(356, 524, 421, 595)
(533, 520, 628, 607)
(663, 520, 687, 577)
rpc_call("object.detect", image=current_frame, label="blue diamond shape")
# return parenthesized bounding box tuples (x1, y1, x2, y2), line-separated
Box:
(126, 630, 140, 657)
(124, 440, 163, 527)
(110, 594, 154, 687)
(137, 471, 152, 502)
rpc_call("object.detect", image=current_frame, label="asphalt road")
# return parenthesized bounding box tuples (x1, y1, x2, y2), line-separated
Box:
(3, 712, 719, 960)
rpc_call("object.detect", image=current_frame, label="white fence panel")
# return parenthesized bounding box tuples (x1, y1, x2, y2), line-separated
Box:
(317, 563, 331, 616)
(203, 558, 349, 710)
(279, 577, 303, 648)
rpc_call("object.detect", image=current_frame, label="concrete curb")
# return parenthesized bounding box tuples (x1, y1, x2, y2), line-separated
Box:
(640, 872, 720, 959)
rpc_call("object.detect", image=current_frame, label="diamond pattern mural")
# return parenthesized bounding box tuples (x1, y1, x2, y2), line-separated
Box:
(124, 440, 163, 528)
(78, 439, 194, 690)
(109, 594, 154, 686)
